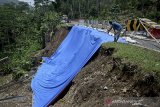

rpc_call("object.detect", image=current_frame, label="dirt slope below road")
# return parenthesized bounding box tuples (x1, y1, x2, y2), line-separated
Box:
(52, 47, 160, 107)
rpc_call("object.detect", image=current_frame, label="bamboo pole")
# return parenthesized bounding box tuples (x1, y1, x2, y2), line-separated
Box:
(0, 57, 8, 62)
(139, 18, 160, 45)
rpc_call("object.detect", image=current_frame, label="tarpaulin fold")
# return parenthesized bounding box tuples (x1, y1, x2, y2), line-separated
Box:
(31, 25, 126, 107)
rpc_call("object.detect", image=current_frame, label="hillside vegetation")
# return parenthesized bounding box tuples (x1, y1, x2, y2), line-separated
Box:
(0, 1, 60, 79)
(55, 0, 160, 22)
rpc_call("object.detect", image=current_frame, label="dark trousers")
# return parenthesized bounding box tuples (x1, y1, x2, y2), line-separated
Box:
(114, 30, 121, 42)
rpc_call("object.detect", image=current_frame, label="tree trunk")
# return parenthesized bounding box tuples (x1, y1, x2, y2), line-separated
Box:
(78, 0, 81, 18)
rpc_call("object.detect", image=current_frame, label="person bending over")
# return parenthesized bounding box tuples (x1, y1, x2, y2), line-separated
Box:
(108, 21, 122, 42)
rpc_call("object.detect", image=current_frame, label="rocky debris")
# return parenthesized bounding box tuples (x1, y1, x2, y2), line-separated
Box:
(121, 87, 127, 93)
(103, 86, 108, 90)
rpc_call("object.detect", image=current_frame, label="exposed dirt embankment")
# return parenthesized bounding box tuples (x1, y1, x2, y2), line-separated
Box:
(32, 27, 70, 66)
(43, 27, 70, 57)
(53, 47, 160, 107)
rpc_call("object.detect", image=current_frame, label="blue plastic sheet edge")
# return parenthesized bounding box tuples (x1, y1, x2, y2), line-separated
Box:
(31, 25, 127, 107)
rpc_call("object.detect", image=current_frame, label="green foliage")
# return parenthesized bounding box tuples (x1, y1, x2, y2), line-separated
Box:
(89, 6, 98, 18)
(12, 67, 26, 80)
(0, 64, 12, 75)
(0, 2, 60, 79)
(53, 0, 160, 22)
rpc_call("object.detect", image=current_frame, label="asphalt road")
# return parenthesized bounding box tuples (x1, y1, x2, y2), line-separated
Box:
(69, 20, 160, 52)
(131, 38, 160, 52)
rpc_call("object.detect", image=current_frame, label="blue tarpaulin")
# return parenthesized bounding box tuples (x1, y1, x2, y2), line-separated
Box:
(31, 25, 126, 107)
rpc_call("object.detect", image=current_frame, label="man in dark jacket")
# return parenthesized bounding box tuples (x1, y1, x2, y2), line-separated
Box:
(108, 21, 122, 42)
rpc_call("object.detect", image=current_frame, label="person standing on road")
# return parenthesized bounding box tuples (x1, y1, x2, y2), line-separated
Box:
(108, 21, 123, 42)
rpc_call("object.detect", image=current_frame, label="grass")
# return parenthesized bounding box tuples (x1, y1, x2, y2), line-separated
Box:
(102, 43, 160, 72)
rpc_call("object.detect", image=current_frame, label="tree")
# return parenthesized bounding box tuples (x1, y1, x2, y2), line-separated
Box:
(0, 1, 60, 77)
